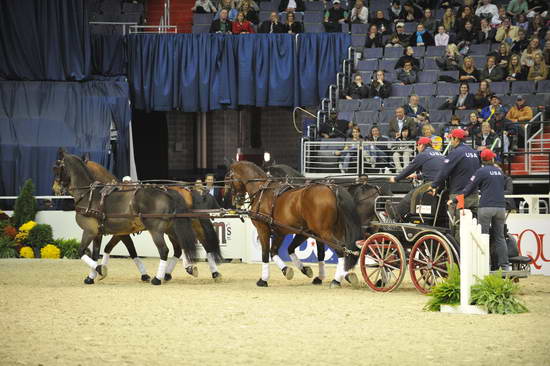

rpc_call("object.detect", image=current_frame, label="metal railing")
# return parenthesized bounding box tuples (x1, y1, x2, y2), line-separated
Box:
(302, 140, 417, 178)
(89, 21, 137, 35)
(129, 0, 176, 34)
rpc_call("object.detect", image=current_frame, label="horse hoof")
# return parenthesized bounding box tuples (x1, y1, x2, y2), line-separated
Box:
(345, 273, 359, 288)
(164, 273, 172, 281)
(301, 266, 314, 278)
(96, 265, 108, 280)
(256, 279, 268, 287)
(282, 266, 294, 280)
(212, 272, 222, 282)
(312, 277, 323, 285)
(141, 274, 151, 282)
(83, 277, 95, 285)
(186, 265, 198, 277)
(151, 277, 162, 286)
(329, 279, 341, 288)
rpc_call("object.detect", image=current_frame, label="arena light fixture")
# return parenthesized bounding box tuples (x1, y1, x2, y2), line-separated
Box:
(263, 152, 271, 162)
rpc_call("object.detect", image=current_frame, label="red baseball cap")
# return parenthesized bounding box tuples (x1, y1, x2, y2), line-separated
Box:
(450, 128, 467, 139)
(480, 149, 497, 161)
(417, 137, 432, 145)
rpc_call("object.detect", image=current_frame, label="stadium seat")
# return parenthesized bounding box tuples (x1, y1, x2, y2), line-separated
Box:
(280, 13, 303, 22)
(524, 94, 545, 107)
(404, 22, 416, 33)
(490, 81, 509, 94)
(337, 111, 354, 121)
(259, 11, 271, 22)
(305, 23, 325, 33)
(192, 24, 210, 33)
(384, 72, 397, 83)
(352, 35, 365, 47)
(384, 47, 403, 59)
(426, 46, 445, 57)
(455, 109, 477, 122)
(358, 123, 371, 136)
(306, 2, 325, 11)
(418, 71, 437, 83)
(356, 59, 378, 71)
(383, 97, 406, 109)
(359, 98, 382, 111)
(469, 44, 490, 55)
(413, 83, 437, 96)
(378, 109, 395, 125)
(428, 96, 449, 110)
(351, 24, 369, 34)
(303, 12, 323, 23)
(358, 71, 373, 82)
(338, 99, 361, 112)
(429, 110, 452, 123)
(468, 83, 480, 94)
(193, 13, 214, 25)
(511, 81, 536, 94)
(391, 84, 413, 97)
(537, 80, 550, 93)
(362, 47, 383, 59)
(355, 110, 379, 124)
(379, 59, 397, 71)
(423, 58, 438, 70)
(412, 47, 425, 57)
(440, 70, 459, 80)
(259, 2, 278, 11)
(436, 83, 459, 96)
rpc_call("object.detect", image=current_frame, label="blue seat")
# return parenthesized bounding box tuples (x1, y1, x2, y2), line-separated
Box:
(259, 2, 278, 11)
(384, 72, 397, 83)
(305, 23, 325, 33)
(468, 82, 480, 94)
(469, 44, 490, 55)
(356, 59, 379, 71)
(358, 71, 373, 82)
(436, 83, 459, 96)
(351, 24, 369, 34)
(471, 55, 487, 67)
(379, 59, 397, 71)
(537, 79, 550, 93)
(426, 46, 445, 57)
(280, 13, 303, 22)
(417, 71, 437, 83)
(382, 97, 406, 110)
(259, 11, 271, 22)
(358, 124, 371, 137)
(384, 47, 403, 58)
(303, 12, 323, 23)
(510, 81, 535, 94)
(391, 84, 414, 97)
(412, 47, 425, 57)
(440, 70, 459, 81)
(491, 81, 510, 94)
(427, 96, 449, 111)
(423, 58, 438, 70)
(414, 84, 437, 96)
(193, 13, 214, 25)
(429, 110, 452, 123)
(404, 22, 417, 33)
(455, 109, 477, 122)
(362, 47, 383, 59)
(337, 111, 354, 121)
(192, 24, 210, 33)
(352, 35, 364, 47)
(355, 110, 379, 124)
(338, 99, 361, 112)
(524, 94, 544, 107)
(359, 98, 383, 111)
(306, 2, 325, 11)
(377, 109, 395, 125)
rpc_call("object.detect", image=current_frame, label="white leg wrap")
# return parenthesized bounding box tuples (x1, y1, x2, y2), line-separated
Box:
(101, 253, 110, 266)
(133, 257, 147, 275)
(334, 257, 346, 282)
(165, 257, 178, 274)
(272, 255, 286, 270)
(261, 262, 270, 281)
(156, 260, 167, 280)
(181, 255, 189, 268)
(206, 252, 218, 273)
(88, 269, 98, 279)
(289, 253, 304, 270)
(81, 255, 97, 269)
(318, 261, 326, 280)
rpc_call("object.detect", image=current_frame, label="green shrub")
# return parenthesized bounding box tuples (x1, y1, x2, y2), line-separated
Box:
(12, 179, 38, 228)
(0, 236, 16, 258)
(424, 263, 461, 312)
(471, 271, 529, 314)
(54, 238, 81, 259)
(26, 224, 54, 250)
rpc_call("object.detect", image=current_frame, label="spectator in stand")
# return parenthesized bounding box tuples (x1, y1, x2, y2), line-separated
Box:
(323, 0, 348, 33)
(335, 126, 363, 173)
(506, 54, 528, 80)
(236, 0, 259, 11)
(506, 95, 533, 148)
(259, 12, 286, 33)
(388, 0, 405, 23)
(474, 122, 501, 153)
(403, 94, 427, 118)
(392, 126, 414, 171)
(507, 0, 529, 17)
(421, 8, 437, 34)
(421, 123, 443, 151)
(488, 42, 512, 68)
(345, 74, 369, 99)
(365, 25, 384, 48)
(350, 0, 369, 24)
(455, 6, 480, 34)
(395, 46, 420, 69)
(386, 23, 410, 47)
(364, 126, 391, 173)
(440, 115, 465, 143)
(435, 25, 450, 47)
(480, 56, 505, 82)
(389, 106, 418, 139)
(402, 1, 423, 22)
(192, 0, 217, 13)
(478, 18, 496, 43)
(409, 23, 435, 47)
(495, 17, 520, 44)
(437, 43, 463, 71)
(544, 37, 550, 65)
(460, 56, 480, 82)
(442, 8, 456, 35)
(467, 111, 483, 138)
(372, 10, 392, 35)
(215, 0, 237, 20)
(528, 14, 547, 40)
(232, 11, 255, 34)
(397, 60, 418, 84)
(527, 0, 548, 15)
(516, 14, 529, 32)
(210, 9, 233, 33)
(278, 0, 305, 14)
(528, 52, 549, 80)
(480, 95, 506, 122)
(494, 7, 508, 26)
(238, 1, 259, 25)
(450, 83, 476, 110)
(456, 20, 477, 48)
(285, 12, 303, 33)
(474, 80, 493, 109)
(368, 70, 392, 98)
(521, 38, 543, 67)
(319, 112, 353, 138)
(204, 174, 223, 204)
(475, 0, 499, 25)
(415, 112, 431, 136)
(511, 28, 529, 54)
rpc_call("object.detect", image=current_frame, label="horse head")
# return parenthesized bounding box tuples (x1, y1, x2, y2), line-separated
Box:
(52, 148, 94, 196)
(52, 148, 70, 195)
(227, 161, 268, 205)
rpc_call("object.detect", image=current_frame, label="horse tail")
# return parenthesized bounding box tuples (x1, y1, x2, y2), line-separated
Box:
(191, 190, 223, 263)
(335, 186, 363, 271)
(166, 190, 198, 263)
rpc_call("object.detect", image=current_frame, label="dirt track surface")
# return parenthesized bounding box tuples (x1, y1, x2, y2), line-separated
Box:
(1, 258, 549, 366)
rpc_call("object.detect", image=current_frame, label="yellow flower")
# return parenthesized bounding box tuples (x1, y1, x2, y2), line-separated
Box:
(19, 221, 37, 233)
(40, 244, 60, 259)
(20, 246, 34, 258)
(15, 231, 29, 243)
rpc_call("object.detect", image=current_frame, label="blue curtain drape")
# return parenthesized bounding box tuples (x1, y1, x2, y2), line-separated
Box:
(0, 0, 92, 81)
(294, 33, 350, 107)
(92, 34, 127, 77)
(0, 81, 130, 195)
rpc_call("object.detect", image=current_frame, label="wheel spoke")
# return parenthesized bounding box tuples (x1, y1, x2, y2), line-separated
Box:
(385, 263, 399, 271)
(368, 244, 382, 261)
(412, 258, 429, 266)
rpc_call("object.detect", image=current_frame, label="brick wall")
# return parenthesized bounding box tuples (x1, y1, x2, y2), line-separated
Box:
(259, 107, 302, 169)
(166, 111, 196, 175)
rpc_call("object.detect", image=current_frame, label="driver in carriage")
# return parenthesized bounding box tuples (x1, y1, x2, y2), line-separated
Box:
(385, 136, 444, 222)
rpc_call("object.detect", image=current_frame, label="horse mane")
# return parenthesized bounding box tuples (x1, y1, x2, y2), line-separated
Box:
(232, 161, 268, 178)
(267, 164, 304, 178)
(86, 160, 118, 183)
(64, 154, 95, 183)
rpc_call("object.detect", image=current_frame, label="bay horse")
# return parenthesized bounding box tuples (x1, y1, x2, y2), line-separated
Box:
(229, 161, 363, 288)
(52, 149, 198, 285)
(266, 165, 383, 285)
(82, 156, 223, 283)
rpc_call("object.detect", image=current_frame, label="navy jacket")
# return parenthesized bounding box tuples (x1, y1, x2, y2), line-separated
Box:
(460, 165, 505, 208)
(432, 143, 481, 194)
(395, 147, 445, 182)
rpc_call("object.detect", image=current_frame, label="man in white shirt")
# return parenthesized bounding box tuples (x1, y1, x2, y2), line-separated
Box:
(475, 0, 499, 25)
(350, 0, 369, 24)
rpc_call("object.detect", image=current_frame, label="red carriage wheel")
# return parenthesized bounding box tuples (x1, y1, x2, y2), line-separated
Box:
(408, 234, 454, 294)
(359, 233, 406, 292)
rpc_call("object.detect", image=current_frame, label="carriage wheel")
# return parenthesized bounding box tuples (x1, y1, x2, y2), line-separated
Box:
(408, 234, 454, 294)
(359, 233, 406, 292)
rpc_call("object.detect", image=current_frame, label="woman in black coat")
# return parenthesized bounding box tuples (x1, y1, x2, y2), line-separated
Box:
(345, 74, 369, 99)
(364, 24, 384, 48)
(449, 83, 476, 110)
(394, 46, 420, 70)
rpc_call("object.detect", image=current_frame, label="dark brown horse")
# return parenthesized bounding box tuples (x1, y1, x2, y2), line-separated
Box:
(52, 150, 198, 285)
(229, 161, 363, 288)
(82, 157, 223, 283)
